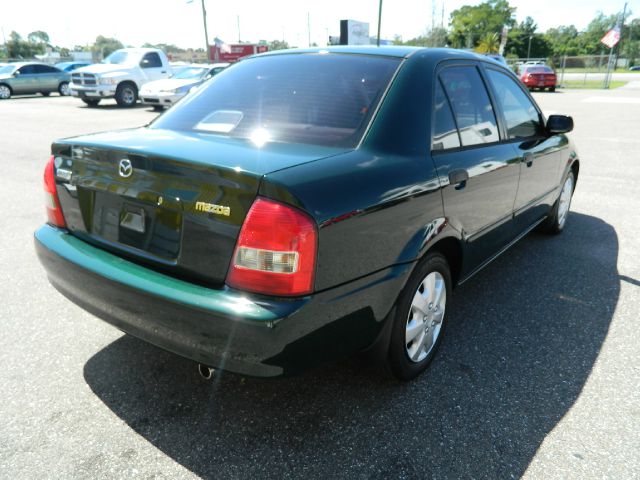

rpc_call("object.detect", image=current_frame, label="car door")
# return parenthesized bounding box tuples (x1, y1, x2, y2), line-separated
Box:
(12, 65, 37, 94)
(483, 67, 565, 229)
(431, 63, 521, 276)
(33, 65, 60, 92)
(139, 52, 167, 82)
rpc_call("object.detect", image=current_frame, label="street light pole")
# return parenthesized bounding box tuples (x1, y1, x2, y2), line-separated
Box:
(527, 35, 532, 61)
(377, 0, 383, 46)
(201, 0, 211, 61)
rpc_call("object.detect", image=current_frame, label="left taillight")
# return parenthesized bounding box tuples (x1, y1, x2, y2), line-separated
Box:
(44, 155, 66, 228)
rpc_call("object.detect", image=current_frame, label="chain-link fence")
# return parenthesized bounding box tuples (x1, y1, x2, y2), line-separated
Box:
(506, 55, 638, 89)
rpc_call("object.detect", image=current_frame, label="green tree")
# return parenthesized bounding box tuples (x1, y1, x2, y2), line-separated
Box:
(505, 17, 551, 58)
(92, 35, 124, 59)
(476, 32, 500, 53)
(27, 30, 50, 44)
(268, 40, 290, 51)
(544, 25, 581, 56)
(449, 0, 516, 49)
(7, 31, 42, 58)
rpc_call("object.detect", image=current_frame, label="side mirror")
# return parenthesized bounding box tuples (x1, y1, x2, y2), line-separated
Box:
(140, 59, 150, 67)
(13, 70, 20, 76)
(546, 115, 574, 135)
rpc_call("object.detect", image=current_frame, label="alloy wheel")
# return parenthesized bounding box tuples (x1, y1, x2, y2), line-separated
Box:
(405, 271, 446, 363)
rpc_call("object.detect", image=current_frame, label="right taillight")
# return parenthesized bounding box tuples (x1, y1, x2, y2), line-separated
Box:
(44, 155, 66, 228)
(226, 197, 317, 296)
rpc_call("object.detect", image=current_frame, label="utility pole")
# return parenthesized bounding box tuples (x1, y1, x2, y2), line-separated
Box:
(527, 35, 532, 61)
(307, 12, 311, 47)
(201, 0, 211, 61)
(377, 0, 383, 46)
(237, 15, 241, 43)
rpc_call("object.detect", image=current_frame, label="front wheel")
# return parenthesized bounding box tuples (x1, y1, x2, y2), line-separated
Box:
(58, 82, 70, 96)
(539, 170, 575, 234)
(549, 86, 556, 92)
(115, 83, 138, 107)
(387, 252, 452, 381)
(0, 84, 11, 100)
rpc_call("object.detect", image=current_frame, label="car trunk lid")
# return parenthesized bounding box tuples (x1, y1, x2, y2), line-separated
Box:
(52, 128, 345, 285)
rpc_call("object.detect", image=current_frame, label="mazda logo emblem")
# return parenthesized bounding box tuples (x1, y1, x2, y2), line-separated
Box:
(118, 158, 133, 178)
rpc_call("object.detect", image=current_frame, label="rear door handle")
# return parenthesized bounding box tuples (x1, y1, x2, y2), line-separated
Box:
(522, 152, 534, 167)
(449, 169, 469, 190)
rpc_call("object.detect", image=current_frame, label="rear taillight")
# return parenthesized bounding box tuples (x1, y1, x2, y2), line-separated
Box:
(226, 197, 317, 296)
(44, 155, 66, 228)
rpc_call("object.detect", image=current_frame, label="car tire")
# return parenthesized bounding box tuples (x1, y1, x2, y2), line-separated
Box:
(0, 84, 11, 100)
(152, 105, 164, 111)
(549, 86, 556, 92)
(81, 98, 101, 107)
(539, 170, 575, 234)
(115, 82, 138, 108)
(58, 82, 70, 96)
(386, 252, 452, 381)
(41, 92, 51, 97)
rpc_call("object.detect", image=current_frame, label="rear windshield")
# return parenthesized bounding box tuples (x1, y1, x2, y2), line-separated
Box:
(526, 66, 553, 73)
(151, 53, 401, 148)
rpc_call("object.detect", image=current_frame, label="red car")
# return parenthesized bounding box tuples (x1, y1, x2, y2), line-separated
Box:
(519, 65, 557, 92)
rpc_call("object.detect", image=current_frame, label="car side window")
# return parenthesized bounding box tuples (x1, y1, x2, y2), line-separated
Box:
(18, 65, 35, 75)
(485, 69, 542, 139)
(432, 78, 461, 151)
(33, 65, 59, 74)
(439, 66, 500, 147)
(141, 53, 162, 68)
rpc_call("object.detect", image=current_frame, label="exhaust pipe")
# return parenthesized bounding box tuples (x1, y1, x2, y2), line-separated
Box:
(198, 363, 215, 380)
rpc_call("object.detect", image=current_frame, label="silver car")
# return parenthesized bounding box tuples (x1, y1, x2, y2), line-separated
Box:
(139, 63, 228, 110)
(0, 62, 71, 100)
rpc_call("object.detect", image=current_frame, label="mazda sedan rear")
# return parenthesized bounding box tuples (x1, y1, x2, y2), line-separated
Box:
(36, 47, 578, 380)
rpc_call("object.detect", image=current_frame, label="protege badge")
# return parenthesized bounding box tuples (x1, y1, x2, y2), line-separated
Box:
(195, 201, 231, 217)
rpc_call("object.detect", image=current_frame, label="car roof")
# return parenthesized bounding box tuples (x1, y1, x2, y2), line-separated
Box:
(257, 46, 492, 63)
(6, 62, 51, 67)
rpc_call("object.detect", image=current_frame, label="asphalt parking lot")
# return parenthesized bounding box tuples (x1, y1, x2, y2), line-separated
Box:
(1, 90, 639, 479)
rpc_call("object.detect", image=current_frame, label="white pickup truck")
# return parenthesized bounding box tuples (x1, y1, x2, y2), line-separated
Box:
(69, 48, 172, 107)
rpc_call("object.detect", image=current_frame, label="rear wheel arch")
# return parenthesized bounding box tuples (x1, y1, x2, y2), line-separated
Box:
(426, 236, 463, 288)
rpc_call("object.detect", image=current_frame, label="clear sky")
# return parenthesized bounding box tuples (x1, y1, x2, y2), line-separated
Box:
(1, 0, 635, 49)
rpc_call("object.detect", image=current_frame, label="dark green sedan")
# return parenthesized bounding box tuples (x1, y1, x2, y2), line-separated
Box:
(35, 47, 579, 380)
(0, 62, 71, 99)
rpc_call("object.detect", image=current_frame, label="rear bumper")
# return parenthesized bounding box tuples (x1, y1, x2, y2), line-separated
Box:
(35, 225, 410, 377)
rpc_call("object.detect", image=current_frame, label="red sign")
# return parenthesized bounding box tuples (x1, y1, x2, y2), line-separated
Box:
(210, 44, 269, 63)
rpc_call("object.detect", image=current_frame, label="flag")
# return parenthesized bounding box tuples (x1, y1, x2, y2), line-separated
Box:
(601, 26, 621, 49)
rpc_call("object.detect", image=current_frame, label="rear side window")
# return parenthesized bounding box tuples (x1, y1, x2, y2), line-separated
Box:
(439, 66, 499, 146)
(486, 69, 542, 138)
(432, 79, 460, 150)
(152, 54, 401, 148)
(141, 52, 162, 68)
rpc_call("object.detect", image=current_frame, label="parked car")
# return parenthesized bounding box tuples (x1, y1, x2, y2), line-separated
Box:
(69, 48, 173, 107)
(629, 65, 640, 71)
(519, 65, 557, 91)
(35, 47, 578, 381)
(0, 62, 70, 99)
(55, 61, 92, 72)
(140, 63, 229, 110)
